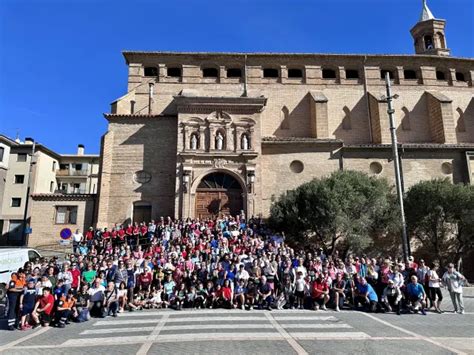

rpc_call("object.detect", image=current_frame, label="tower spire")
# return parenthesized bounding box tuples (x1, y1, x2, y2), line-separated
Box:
(420, 0, 435, 22)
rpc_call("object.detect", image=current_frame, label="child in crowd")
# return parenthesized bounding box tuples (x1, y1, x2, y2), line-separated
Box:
(19, 279, 37, 330)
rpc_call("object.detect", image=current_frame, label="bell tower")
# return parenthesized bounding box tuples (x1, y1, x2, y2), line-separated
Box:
(410, 0, 450, 56)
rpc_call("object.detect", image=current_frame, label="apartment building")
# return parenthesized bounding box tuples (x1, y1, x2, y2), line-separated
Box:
(0, 135, 98, 246)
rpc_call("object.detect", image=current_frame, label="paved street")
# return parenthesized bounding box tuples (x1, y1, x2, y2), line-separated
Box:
(0, 290, 473, 355)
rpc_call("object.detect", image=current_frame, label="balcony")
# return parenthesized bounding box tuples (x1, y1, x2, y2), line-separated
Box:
(55, 188, 87, 194)
(56, 169, 88, 176)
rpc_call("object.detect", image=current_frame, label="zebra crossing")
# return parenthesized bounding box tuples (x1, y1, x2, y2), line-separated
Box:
(58, 309, 370, 348)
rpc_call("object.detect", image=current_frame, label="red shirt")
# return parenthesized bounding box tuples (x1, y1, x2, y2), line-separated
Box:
(126, 227, 133, 235)
(138, 273, 152, 287)
(311, 280, 329, 299)
(71, 268, 81, 288)
(102, 231, 110, 240)
(85, 231, 94, 241)
(40, 294, 55, 315)
(220, 287, 232, 300)
(118, 229, 125, 240)
(140, 226, 148, 235)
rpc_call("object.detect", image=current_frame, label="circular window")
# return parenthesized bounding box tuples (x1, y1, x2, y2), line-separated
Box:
(441, 162, 453, 175)
(134, 170, 152, 184)
(290, 160, 304, 174)
(369, 162, 383, 174)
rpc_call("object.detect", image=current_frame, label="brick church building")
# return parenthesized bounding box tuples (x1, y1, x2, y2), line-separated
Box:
(96, 2, 474, 227)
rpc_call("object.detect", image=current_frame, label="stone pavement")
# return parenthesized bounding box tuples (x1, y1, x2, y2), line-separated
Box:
(0, 289, 473, 355)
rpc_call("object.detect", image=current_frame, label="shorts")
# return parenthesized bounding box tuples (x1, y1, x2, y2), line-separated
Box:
(295, 290, 304, 298)
(39, 312, 52, 324)
(21, 306, 34, 316)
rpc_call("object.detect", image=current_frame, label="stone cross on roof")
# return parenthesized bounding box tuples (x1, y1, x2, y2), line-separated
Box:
(420, 0, 435, 22)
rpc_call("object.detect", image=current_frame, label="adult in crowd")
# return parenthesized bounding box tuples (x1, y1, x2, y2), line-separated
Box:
(442, 263, 466, 314)
(4, 214, 469, 332)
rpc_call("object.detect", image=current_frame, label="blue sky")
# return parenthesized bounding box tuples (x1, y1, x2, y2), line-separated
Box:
(0, 0, 472, 154)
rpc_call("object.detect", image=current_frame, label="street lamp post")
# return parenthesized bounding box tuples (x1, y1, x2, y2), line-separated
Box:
(21, 140, 36, 246)
(384, 72, 410, 263)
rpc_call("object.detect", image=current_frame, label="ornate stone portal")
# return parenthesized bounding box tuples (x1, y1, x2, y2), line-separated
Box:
(175, 95, 266, 219)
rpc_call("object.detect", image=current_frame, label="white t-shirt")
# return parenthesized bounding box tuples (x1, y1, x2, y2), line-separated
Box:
(88, 285, 105, 302)
(72, 232, 83, 243)
(295, 278, 306, 292)
(428, 270, 440, 288)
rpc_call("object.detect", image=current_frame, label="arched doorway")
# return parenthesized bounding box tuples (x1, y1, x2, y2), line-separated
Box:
(195, 172, 244, 219)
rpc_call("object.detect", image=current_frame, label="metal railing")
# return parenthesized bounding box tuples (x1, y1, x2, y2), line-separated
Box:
(56, 169, 89, 176)
(54, 188, 87, 194)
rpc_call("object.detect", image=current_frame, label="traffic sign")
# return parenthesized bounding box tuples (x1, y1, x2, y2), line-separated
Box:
(59, 240, 71, 246)
(60, 228, 72, 240)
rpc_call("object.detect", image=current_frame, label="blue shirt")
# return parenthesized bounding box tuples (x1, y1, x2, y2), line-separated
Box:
(407, 283, 425, 298)
(357, 283, 378, 302)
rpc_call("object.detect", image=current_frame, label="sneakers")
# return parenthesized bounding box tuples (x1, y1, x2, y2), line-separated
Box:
(335, 307, 340, 312)
(8, 325, 15, 331)
(32, 323, 41, 329)
(421, 309, 426, 315)
(459, 310, 465, 315)
(396, 309, 401, 315)
(321, 305, 327, 311)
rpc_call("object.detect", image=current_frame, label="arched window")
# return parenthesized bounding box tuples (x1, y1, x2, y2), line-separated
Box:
(144, 67, 158, 77)
(381, 69, 395, 80)
(456, 72, 466, 82)
(437, 32, 446, 48)
(436, 70, 446, 81)
(167, 67, 181, 77)
(401, 107, 411, 131)
(456, 108, 466, 132)
(322, 69, 336, 79)
(263, 68, 279, 78)
(424, 35, 434, 49)
(203, 67, 218, 77)
(345, 69, 359, 79)
(288, 68, 303, 78)
(280, 106, 290, 130)
(342, 106, 352, 130)
(227, 68, 242, 78)
(404, 70, 417, 80)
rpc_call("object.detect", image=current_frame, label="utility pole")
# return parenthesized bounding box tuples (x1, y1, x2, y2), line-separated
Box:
(21, 140, 36, 246)
(243, 54, 248, 97)
(384, 72, 410, 263)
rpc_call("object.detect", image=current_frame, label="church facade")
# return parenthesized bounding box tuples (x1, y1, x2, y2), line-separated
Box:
(96, 4, 474, 227)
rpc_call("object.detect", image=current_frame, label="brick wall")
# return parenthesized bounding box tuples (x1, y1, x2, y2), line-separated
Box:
(28, 198, 95, 247)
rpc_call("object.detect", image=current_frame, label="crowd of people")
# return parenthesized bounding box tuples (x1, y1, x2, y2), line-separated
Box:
(6, 215, 468, 331)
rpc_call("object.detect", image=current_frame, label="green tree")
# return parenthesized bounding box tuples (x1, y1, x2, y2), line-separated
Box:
(269, 170, 398, 255)
(404, 179, 474, 267)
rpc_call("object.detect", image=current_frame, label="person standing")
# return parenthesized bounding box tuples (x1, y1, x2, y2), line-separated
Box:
(442, 263, 466, 314)
(6, 269, 26, 330)
(72, 229, 83, 254)
(427, 263, 443, 313)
